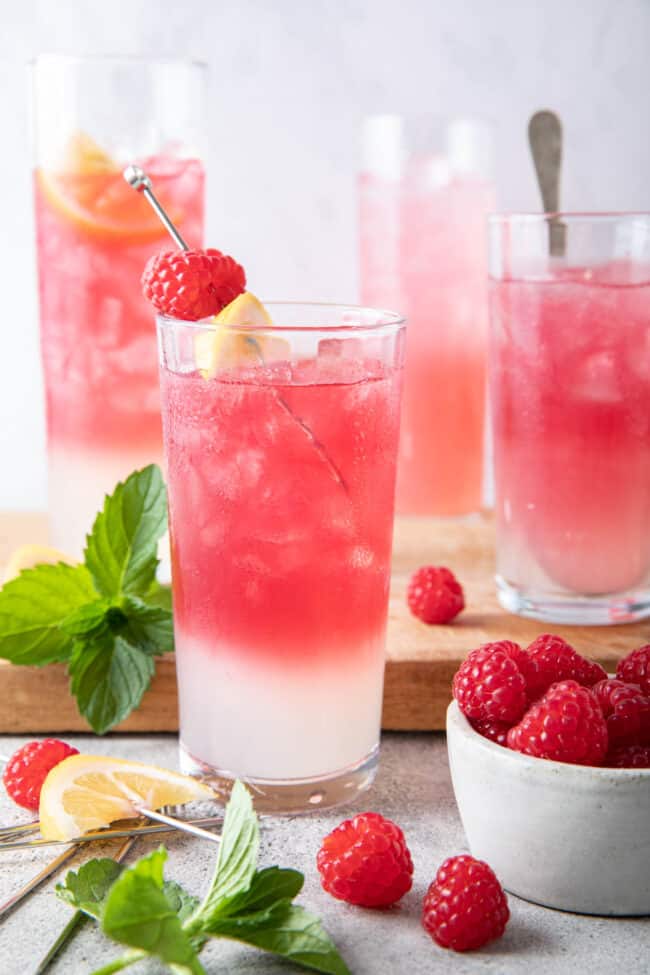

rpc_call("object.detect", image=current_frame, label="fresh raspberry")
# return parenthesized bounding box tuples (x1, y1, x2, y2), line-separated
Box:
(470, 718, 511, 747)
(453, 641, 527, 724)
(616, 645, 650, 697)
(507, 680, 608, 766)
(317, 812, 413, 908)
(593, 679, 650, 746)
(422, 855, 509, 952)
(3, 739, 79, 810)
(406, 566, 464, 624)
(141, 248, 246, 321)
(524, 634, 607, 701)
(607, 745, 650, 769)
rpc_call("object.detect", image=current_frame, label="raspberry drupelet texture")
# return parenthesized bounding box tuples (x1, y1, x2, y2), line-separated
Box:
(406, 566, 465, 624)
(616, 645, 650, 697)
(141, 248, 246, 320)
(3, 739, 79, 810)
(607, 744, 650, 768)
(453, 641, 527, 724)
(317, 812, 414, 908)
(593, 679, 650, 746)
(422, 855, 509, 952)
(470, 717, 511, 747)
(523, 634, 606, 701)
(507, 680, 608, 766)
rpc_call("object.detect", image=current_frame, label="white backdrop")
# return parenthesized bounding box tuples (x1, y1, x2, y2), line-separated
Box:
(1, 0, 649, 509)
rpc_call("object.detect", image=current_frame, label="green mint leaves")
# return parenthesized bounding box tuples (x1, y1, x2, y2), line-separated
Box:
(0, 465, 173, 733)
(85, 464, 168, 598)
(56, 782, 350, 975)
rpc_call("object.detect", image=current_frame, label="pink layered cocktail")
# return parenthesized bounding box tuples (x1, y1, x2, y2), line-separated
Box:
(360, 116, 495, 515)
(36, 154, 204, 552)
(32, 55, 206, 554)
(489, 213, 650, 623)
(158, 305, 404, 811)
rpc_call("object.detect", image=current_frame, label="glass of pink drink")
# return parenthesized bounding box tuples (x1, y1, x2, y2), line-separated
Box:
(490, 213, 650, 624)
(32, 56, 205, 555)
(158, 304, 405, 812)
(360, 115, 495, 515)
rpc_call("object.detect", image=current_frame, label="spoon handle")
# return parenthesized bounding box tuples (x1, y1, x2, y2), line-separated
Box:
(528, 110, 566, 256)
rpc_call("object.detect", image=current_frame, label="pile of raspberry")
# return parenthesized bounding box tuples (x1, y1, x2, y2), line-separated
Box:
(453, 637, 650, 768)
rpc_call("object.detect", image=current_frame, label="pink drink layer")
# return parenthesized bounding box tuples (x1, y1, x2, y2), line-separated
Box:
(360, 161, 494, 515)
(491, 264, 650, 596)
(35, 155, 204, 552)
(162, 354, 402, 778)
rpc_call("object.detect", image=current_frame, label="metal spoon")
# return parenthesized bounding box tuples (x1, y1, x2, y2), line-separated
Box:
(528, 110, 566, 257)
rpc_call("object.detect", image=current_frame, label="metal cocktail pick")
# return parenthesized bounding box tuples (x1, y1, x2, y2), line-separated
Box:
(123, 164, 347, 489)
(123, 164, 189, 250)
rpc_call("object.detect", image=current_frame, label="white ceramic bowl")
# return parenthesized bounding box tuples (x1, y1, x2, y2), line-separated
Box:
(446, 700, 650, 916)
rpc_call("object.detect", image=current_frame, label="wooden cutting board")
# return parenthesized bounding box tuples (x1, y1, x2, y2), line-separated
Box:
(0, 511, 647, 733)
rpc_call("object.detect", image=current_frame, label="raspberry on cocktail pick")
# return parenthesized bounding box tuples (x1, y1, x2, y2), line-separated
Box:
(123, 165, 246, 320)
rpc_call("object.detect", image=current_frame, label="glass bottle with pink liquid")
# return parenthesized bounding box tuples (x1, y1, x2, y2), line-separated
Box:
(489, 212, 650, 624)
(32, 55, 205, 555)
(157, 303, 405, 812)
(359, 115, 495, 516)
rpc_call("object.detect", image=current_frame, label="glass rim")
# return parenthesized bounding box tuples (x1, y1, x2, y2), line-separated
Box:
(488, 211, 650, 224)
(156, 301, 406, 334)
(30, 53, 208, 71)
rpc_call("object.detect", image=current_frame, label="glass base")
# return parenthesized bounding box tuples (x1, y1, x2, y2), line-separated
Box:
(496, 576, 650, 626)
(179, 742, 379, 815)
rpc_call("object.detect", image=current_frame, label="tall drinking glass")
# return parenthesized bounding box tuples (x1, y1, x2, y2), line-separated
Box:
(158, 304, 405, 812)
(359, 115, 495, 516)
(489, 213, 650, 624)
(32, 55, 206, 555)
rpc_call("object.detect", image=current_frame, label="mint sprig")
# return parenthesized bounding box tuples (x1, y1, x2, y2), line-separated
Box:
(0, 465, 173, 733)
(56, 781, 350, 975)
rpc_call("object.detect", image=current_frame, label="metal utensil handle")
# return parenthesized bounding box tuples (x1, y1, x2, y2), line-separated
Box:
(528, 110, 566, 257)
(137, 806, 222, 844)
(123, 164, 189, 250)
(0, 843, 79, 921)
(0, 815, 223, 851)
(34, 833, 139, 974)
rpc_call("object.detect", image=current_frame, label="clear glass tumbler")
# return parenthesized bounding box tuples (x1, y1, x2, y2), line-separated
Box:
(157, 304, 405, 812)
(32, 55, 206, 555)
(359, 114, 495, 516)
(489, 212, 650, 624)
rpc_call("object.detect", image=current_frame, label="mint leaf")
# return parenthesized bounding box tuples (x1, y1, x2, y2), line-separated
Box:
(143, 581, 173, 611)
(188, 781, 259, 929)
(60, 600, 110, 639)
(206, 866, 304, 921)
(0, 563, 97, 665)
(69, 633, 154, 734)
(56, 858, 124, 919)
(120, 595, 174, 654)
(163, 881, 201, 924)
(203, 903, 351, 975)
(84, 465, 167, 599)
(90, 950, 147, 975)
(101, 848, 206, 975)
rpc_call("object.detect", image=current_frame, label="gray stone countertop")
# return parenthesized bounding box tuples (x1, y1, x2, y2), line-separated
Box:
(0, 733, 648, 975)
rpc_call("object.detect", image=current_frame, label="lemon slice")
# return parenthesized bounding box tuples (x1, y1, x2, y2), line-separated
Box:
(36, 131, 173, 243)
(195, 291, 289, 378)
(3, 544, 74, 583)
(39, 754, 214, 841)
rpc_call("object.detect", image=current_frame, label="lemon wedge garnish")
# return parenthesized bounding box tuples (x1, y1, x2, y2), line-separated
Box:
(195, 291, 289, 379)
(39, 754, 214, 840)
(3, 544, 75, 583)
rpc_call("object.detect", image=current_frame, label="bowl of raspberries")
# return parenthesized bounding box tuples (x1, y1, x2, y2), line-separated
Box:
(446, 635, 650, 916)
